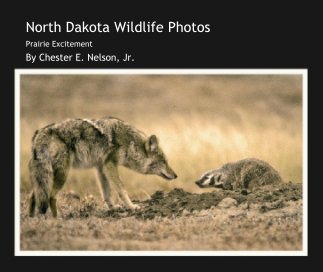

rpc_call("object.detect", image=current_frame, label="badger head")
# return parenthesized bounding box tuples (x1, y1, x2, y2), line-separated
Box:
(195, 170, 231, 189)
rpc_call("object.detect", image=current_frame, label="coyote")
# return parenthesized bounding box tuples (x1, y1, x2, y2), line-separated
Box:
(195, 158, 282, 191)
(28, 117, 177, 217)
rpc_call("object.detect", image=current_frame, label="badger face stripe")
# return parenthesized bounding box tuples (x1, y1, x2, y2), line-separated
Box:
(200, 174, 213, 186)
(212, 174, 224, 186)
(209, 176, 215, 186)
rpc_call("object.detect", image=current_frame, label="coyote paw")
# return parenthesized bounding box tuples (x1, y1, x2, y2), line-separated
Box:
(103, 201, 115, 210)
(112, 204, 122, 209)
(128, 203, 140, 210)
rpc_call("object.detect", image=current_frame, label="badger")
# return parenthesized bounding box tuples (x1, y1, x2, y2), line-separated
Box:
(195, 158, 282, 191)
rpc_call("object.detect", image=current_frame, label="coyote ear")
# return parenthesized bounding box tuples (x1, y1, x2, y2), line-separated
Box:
(146, 135, 159, 153)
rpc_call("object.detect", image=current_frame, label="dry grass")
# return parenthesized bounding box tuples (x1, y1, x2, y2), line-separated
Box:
(20, 191, 303, 251)
(20, 74, 302, 200)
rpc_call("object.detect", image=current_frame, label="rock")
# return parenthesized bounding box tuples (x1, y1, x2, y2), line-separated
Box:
(182, 209, 191, 216)
(217, 197, 238, 208)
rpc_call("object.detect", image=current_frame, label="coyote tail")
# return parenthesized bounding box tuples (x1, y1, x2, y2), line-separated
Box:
(29, 128, 53, 215)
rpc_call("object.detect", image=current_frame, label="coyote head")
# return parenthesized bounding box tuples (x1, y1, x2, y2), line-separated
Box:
(126, 135, 177, 180)
(195, 170, 231, 189)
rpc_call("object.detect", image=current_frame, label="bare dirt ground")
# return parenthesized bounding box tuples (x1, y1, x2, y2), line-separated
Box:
(20, 182, 302, 251)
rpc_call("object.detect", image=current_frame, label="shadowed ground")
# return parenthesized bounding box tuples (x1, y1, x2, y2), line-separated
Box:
(20, 183, 302, 251)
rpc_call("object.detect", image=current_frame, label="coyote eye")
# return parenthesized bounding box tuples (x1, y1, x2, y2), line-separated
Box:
(149, 162, 158, 169)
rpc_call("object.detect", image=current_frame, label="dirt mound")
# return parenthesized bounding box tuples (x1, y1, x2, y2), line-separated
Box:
(20, 182, 303, 250)
(95, 182, 302, 219)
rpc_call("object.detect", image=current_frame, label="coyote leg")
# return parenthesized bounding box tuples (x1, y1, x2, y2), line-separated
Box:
(96, 164, 116, 209)
(50, 157, 69, 218)
(105, 161, 140, 210)
(29, 191, 36, 217)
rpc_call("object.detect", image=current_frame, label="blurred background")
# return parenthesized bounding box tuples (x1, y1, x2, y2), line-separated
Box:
(20, 74, 303, 200)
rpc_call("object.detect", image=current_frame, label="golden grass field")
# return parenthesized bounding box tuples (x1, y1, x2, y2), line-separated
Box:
(19, 74, 303, 251)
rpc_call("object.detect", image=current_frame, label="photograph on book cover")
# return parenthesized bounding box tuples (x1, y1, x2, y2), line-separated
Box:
(15, 69, 307, 256)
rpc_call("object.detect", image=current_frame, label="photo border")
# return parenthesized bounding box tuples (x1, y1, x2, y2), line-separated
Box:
(15, 69, 308, 256)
